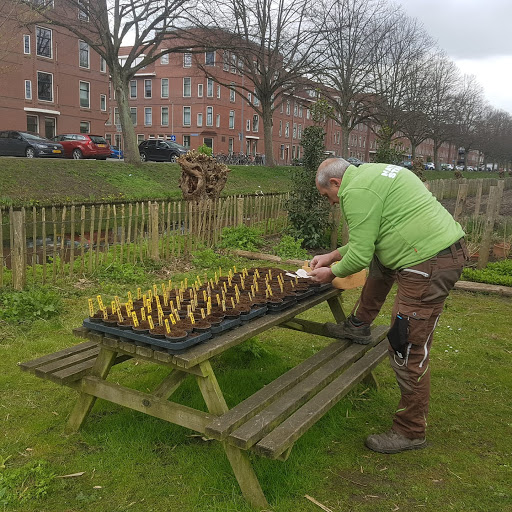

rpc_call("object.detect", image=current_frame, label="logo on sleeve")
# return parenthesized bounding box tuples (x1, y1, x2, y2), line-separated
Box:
(381, 165, 402, 178)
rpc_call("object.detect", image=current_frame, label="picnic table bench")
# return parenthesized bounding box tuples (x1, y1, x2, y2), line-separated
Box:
(20, 287, 389, 509)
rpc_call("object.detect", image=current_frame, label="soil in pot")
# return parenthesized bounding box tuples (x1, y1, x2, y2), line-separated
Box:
(133, 320, 151, 334)
(149, 325, 167, 338)
(165, 329, 188, 342)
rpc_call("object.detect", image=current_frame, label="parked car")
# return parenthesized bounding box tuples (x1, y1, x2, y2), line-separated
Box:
(0, 130, 64, 158)
(455, 165, 464, 171)
(398, 160, 413, 169)
(440, 163, 454, 171)
(346, 156, 365, 167)
(138, 139, 189, 162)
(110, 145, 124, 159)
(424, 162, 435, 170)
(466, 165, 475, 171)
(52, 134, 111, 160)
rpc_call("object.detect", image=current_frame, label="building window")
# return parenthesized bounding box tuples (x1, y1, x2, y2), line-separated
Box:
(78, 0, 89, 20)
(294, 102, 298, 116)
(100, 56, 106, 73)
(229, 83, 235, 102)
(216, 114, 220, 128)
(253, 115, 259, 132)
(37, 71, 53, 101)
(299, 105, 303, 117)
(130, 107, 137, 125)
(183, 52, 192, 67)
(113, 107, 120, 125)
(203, 137, 213, 150)
(197, 113, 203, 127)
(246, 119, 250, 131)
(27, 115, 38, 134)
(293, 123, 297, 138)
(36, 26, 52, 58)
(217, 85, 221, 99)
(183, 77, 191, 97)
(285, 122, 289, 138)
(198, 83, 203, 97)
(205, 50, 215, 66)
(254, 91, 259, 107)
(130, 80, 137, 99)
(79, 40, 89, 68)
(228, 137, 234, 153)
(280, 144, 285, 159)
(160, 52, 169, 65)
(144, 79, 152, 98)
(206, 106, 213, 126)
(136, 133, 144, 144)
(223, 51, 229, 71)
(80, 121, 90, 133)
(183, 135, 190, 147)
(286, 101, 290, 115)
(25, 80, 32, 100)
(161, 78, 169, 98)
(207, 78, 214, 97)
(161, 107, 169, 126)
(298, 124, 302, 139)
(247, 92, 252, 104)
(306, 109, 310, 119)
(229, 110, 235, 129)
(231, 53, 237, 73)
(183, 106, 191, 126)
(79, 81, 90, 108)
(100, 94, 106, 111)
(279, 120, 282, 136)
(144, 107, 152, 126)
(23, 35, 30, 54)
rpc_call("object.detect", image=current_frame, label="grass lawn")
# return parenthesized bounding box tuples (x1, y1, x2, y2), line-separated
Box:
(0, 256, 511, 512)
(0, 158, 501, 207)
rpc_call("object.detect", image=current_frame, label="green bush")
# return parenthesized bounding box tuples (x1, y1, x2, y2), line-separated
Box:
(462, 259, 512, 287)
(274, 235, 308, 260)
(93, 261, 150, 283)
(197, 143, 213, 156)
(191, 248, 232, 269)
(0, 287, 62, 323)
(219, 225, 264, 251)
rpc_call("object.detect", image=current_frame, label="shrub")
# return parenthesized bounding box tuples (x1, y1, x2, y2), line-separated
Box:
(191, 248, 232, 269)
(462, 259, 512, 287)
(197, 143, 213, 156)
(93, 261, 150, 283)
(274, 235, 308, 260)
(0, 287, 62, 323)
(219, 225, 264, 251)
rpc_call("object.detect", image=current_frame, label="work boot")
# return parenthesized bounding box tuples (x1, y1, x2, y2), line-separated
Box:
(324, 315, 372, 344)
(365, 429, 427, 454)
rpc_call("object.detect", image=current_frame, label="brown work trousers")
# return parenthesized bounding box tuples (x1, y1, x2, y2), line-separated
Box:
(352, 239, 468, 439)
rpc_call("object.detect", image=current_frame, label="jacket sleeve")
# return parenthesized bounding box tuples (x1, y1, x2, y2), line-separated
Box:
(331, 188, 383, 278)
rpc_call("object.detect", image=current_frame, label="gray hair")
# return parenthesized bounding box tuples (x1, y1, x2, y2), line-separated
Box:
(316, 158, 350, 187)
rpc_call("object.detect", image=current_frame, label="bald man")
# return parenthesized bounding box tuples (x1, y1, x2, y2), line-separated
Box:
(309, 158, 467, 454)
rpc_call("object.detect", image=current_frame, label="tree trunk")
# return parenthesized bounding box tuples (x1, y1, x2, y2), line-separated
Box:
(262, 100, 275, 167)
(112, 71, 141, 166)
(411, 144, 416, 160)
(341, 122, 350, 158)
(433, 139, 439, 169)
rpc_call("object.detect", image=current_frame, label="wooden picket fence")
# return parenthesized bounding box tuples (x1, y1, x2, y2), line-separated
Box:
(0, 193, 289, 290)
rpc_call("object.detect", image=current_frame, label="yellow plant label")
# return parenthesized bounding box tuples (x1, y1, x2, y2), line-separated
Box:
(88, 299, 95, 318)
(131, 311, 139, 327)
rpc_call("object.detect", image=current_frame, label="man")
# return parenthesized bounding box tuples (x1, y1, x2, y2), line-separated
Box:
(309, 158, 467, 454)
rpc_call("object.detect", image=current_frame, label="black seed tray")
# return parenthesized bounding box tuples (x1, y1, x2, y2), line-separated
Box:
(267, 297, 298, 313)
(312, 283, 333, 293)
(293, 288, 315, 300)
(210, 316, 242, 334)
(239, 305, 268, 323)
(83, 319, 212, 353)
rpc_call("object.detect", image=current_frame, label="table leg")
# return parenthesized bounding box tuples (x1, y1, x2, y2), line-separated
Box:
(196, 361, 269, 510)
(327, 294, 347, 323)
(153, 370, 189, 400)
(66, 346, 118, 433)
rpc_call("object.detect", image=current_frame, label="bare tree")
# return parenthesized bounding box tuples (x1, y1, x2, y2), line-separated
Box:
(316, 0, 394, 158)
(369, 10, 434, 154)
(424, 55, 460, 168)
(193, 0, 321, 166)
(450, 75, 485, 169)
(477, 107, 512, 170)
(19, 0, 194, 164)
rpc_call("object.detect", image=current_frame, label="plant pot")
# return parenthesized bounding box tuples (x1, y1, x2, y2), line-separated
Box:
(492, 242, 511, 259)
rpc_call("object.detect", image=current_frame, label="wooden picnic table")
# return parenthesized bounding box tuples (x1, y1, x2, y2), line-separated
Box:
(20, 286, 389, 509)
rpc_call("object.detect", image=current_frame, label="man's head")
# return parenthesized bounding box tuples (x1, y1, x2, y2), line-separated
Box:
(316, 157, 350, 205)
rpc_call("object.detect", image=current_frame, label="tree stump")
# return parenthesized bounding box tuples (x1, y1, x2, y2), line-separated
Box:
(177, 150, 231, 201)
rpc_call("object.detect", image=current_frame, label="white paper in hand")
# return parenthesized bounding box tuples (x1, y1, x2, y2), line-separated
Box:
(285, 268, 311, 279)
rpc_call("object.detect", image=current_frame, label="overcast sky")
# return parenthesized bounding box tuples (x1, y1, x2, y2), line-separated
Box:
(394, 0, 512, 113)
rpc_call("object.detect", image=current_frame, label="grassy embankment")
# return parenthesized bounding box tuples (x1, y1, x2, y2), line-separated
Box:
(0, 256, 510, 512)
(0, 158, 500, 206)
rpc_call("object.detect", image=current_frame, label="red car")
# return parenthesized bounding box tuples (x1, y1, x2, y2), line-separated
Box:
(52, 134, 111, 160)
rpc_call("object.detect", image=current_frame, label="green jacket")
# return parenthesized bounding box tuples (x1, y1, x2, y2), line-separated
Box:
(331, 163, 465, 278)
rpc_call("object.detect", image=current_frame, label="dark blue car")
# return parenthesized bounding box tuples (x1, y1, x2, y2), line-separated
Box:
(110, 145, 124, 159)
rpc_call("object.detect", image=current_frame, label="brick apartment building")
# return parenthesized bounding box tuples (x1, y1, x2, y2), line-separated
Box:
(0, 0, 109, 138)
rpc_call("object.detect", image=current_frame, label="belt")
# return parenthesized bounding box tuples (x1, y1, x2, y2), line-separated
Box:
(437, 240, 463, 257)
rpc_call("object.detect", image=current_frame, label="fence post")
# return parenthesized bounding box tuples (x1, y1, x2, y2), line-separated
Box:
(12, 209, 26, 290)
(237, 196, 244, 226)
(477, 186, 500, 269)
(150, 202, 159, 260)
(454, 183, 468, 221)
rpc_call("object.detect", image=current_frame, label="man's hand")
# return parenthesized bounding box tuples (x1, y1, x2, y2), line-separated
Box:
(310, 250, 342, 270)
(308, 266, 335, 284)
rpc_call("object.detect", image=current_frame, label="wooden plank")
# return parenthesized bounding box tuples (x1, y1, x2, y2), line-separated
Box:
(52, 206, 57, 282)
(95, 204, 104, 268)
(41, 207, 47, 283)
(174, 288, 342, 368)
(69, 205, 75, 278)
(59, 206, 66, 276)
(120, 203, 126, 263)
(32, 207, 37, 282)
(80, 205, 86, 274)
(79, 376, 213, 434)
(227, 326, 388, 450)
(88, 205, 95, 273)
(279, 319, 328, 336)
(12, 209, 26, 290)
(254, 338, 389, 459)
(19, 341, 99, 372)
(34, 346, 101, 378)
(205, 340, 350, 440)
(0, 208, 4, 287)
(477, 186, 500, 269)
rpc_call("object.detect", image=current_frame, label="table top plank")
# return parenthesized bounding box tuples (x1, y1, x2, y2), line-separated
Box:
(172, 288, 341, 369)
